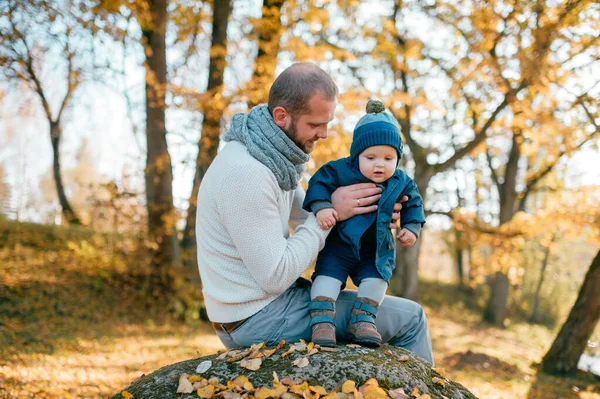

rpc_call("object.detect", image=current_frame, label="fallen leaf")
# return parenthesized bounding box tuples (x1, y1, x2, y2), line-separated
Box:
(359, 384, 387, 399)
(346, 344, 361, 348)
(319, 347, 338, 352)
(290, 342, 308, 351)
(196, 360, 212, 373)
(243, 381, 255, 391)
(322, 393, 343, 399)
(304, 390, 320, 399)
(306, 348, 319, 356)
(247, 350, 263, 360)
(228, 350, 242, 358)
(292, 357, 309, 368)
(290, 382, 309, 395)
(432, 368, 447, 379)
(250, 342, 265, 352)
(189, 375, 204, 383)
(240, 358, 262, 371)
(281, 377, 303, 386)
(309, 385, 328, 395)
(411, 387, 419, 397)
(227, 351, 250, 363)
(220, 392, 243, 399)
(281, 347, 296, 358)
(208, 377, 220, 386)
(197, 385, 216, 398)
(307, 342, 315, 351)
(273, 371, 279, 382)
(216, 350, 230, 360)
(264, 349, 277, 358)
(273, 382, 289, 397)
(363, 378, 378, 386)
(233, 376, 249, 387)
(281, 393, 302, 399)
(388, 388, 410, 399)
(276, 340, 286, 350)
(416, 395, 431, 399)
(342, 380, 356, 394)
(398, 355, 410, 361)
(353, 387, 364, 399)
(431, 377, 445, 387)
(255, 387, 275, 399)
(193, 380, 208, 389)
(176, 374, 194, 394)
(121, 391, 133, 399)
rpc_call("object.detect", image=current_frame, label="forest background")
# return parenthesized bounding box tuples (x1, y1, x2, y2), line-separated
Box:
(0, 0, 599, 398)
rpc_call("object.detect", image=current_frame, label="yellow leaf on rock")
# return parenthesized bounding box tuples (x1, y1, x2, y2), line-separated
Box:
(307, 342, 315, 351)
(234, 376, 249, 387)
(417, 395, 431, 399)
(322, 393, 343, 399)
(273, 382, 289, 397)
(176, 374, 194, 394)
(388, 388, 410, 399)
(243, 381, 255, 391)
(197, 385, 215, 398)
(292, 357, 309, 368)
(411, 387, 419, 397)
(240, 358, 262, 371)
(264, 349, 277, 358)
(353, 387, 364, 399)
(290, 382, 309, 395)
(359, 384, 387, 399)
(363, 379, 378, 386)
(281, 348, 296, 358)
(208, 377, 219, 385)
(309, 385, 328, 395)
(342, 380, 356, 394)
(276, 340, 286, 350)
(121, 391, 133, 399)
(432, 368, 447, 379)
(255, 387, 275, 399)
(432, 377, 446, 387)
(188, 375, 204, 383)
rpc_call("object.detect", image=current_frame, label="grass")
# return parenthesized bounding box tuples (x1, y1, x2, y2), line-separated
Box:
(0, 219, 598, 398)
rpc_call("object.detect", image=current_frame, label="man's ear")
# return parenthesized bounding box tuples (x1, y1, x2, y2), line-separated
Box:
(272, 106, 289, 129)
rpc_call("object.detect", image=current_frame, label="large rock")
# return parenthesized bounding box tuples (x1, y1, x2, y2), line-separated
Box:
(112, 344, 477, 399)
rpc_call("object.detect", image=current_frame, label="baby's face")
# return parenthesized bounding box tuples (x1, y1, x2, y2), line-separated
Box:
(358, 145, 398, 183)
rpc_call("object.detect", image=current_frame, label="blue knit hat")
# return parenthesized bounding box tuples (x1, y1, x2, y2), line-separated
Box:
(350, 99, 403, 162)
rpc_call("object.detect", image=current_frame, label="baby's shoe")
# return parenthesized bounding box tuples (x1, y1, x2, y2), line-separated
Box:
(309, 296, 336, 347)
(346, 297, 381, 347)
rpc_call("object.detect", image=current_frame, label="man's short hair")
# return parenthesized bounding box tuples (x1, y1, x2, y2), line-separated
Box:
(268, 62, 338, 117)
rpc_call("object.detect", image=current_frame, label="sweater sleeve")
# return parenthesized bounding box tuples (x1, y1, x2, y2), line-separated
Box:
(217, 165, 330, 295)
(398, 178, 426, 231)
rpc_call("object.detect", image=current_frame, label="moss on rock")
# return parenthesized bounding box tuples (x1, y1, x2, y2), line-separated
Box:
(111, 345, 477, 399)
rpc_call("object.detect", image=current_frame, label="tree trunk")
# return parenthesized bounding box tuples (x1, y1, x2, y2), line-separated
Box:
(181, 0, 233, 271)
(246, 0, 285, 109)
(456, 247, 465, 288)
(483, 272, 510, 327)
(483, 131, 521, 326)
(530, 241, 552, 323)
(143, 0, 180, 296)
(50, 122, 81, 225)
(541, 249, 600, 375)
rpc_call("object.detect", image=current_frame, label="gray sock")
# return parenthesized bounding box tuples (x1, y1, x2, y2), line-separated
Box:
(310, 275, 342, 300)
(357, 278, 388, 305)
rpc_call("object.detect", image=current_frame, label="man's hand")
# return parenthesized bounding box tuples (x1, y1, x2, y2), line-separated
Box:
(331, 183, 382, 222)
(389, 196, 408, 229)
(397, 228, 417, 246)
(316, 208, 338, 230)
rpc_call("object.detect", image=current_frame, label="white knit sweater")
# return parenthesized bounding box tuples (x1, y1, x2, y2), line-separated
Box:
(196, 141, 330, 323)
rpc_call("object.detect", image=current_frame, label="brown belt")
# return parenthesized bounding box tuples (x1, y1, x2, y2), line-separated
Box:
(212, 317, 250, 334)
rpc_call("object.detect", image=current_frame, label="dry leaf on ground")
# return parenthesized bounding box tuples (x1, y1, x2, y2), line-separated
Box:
(263, 348, 277, 358)
(319, 347, 338, 352)
(281, 347, 296, 358)
(388, 388, 410, 399)
(346, 344, 361, 348)
(359, 384, 387, 398)
(290, 342, 308, 351)
(432, 368, 447, 379)
(291, 357, 309, 368)
(176, 374, 194, 394)
(121, 391, 133, 399)
(432, 377, 446, 387)
(197, 385, 216, 398)
(411, 387, 419, 397)
(240, 358, 262, 371)
(342, 380, 356, 394)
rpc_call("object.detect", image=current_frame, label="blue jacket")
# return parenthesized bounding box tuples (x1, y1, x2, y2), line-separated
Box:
(303, 157, 425, 282)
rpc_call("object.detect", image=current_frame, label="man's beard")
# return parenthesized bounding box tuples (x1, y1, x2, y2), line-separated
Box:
(286, 117, 311, 154)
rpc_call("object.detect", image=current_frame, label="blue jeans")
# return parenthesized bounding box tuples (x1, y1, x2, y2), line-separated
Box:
(214, 279, 434, 365)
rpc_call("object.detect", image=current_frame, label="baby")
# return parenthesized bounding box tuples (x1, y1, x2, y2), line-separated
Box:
(303, 99, 426, 347)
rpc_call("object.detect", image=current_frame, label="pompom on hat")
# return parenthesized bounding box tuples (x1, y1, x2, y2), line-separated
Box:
(350, 99, 403, 161)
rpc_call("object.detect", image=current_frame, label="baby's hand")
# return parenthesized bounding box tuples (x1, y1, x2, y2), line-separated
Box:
(316, 208, 338, 230)
(397, 228, 416, 246)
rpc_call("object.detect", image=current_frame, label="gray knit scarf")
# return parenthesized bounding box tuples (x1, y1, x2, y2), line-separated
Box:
(223, 105, 309, 191)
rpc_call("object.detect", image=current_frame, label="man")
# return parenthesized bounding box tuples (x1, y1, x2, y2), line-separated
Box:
(196, 62, 433, 364)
